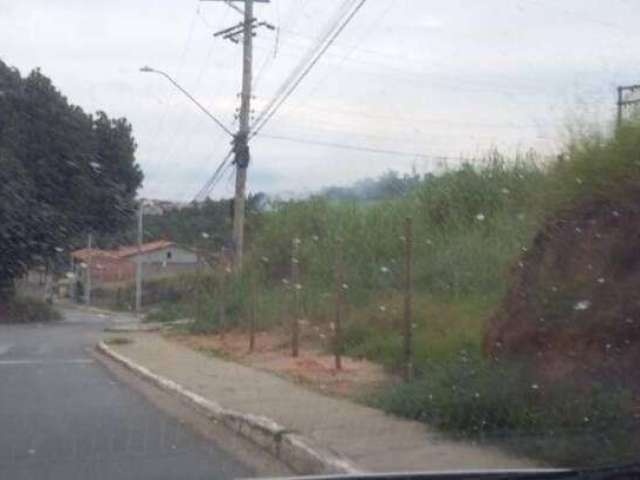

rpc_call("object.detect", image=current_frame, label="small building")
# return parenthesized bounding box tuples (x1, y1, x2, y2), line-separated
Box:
(71, 240, 201, 287)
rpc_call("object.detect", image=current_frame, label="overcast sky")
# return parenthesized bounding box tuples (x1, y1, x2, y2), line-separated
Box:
(2, 0, 640, 201)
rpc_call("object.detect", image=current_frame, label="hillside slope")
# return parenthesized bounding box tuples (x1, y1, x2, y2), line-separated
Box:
(486, 187, 640, 397)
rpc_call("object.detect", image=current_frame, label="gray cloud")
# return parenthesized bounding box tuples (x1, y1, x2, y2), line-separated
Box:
(2, 0, 639, 200)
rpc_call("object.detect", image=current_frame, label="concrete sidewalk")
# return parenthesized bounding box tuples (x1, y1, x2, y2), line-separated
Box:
(100, 332, 538, 474)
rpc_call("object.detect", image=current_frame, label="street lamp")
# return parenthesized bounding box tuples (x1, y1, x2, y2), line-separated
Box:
(139, 65, 233, 137)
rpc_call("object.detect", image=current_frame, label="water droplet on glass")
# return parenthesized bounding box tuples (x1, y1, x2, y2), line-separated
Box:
(574, 300, 591, 311)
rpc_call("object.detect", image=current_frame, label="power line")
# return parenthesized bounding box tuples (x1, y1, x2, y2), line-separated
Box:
(257, 132, 466, 161)
(251, 0, 370, 137)
(194, 149, 234, 201)
(250, 0, 358, 128)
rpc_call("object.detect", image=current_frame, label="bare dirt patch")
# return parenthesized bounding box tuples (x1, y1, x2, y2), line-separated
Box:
(167, 328, 392, 400)
(485, 191, 640, 397)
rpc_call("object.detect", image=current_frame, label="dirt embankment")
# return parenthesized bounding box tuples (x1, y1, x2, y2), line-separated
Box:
(485, 190, 640, 396)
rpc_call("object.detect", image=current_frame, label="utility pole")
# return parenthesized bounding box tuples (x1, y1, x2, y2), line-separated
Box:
(204, 0, 273, 271)
(616, 83, 640, 130)
(85, 233, 93, 306)
(135, 200, 144, 314)
(402, 217, 414, 382)
(232, 0, 254, 271)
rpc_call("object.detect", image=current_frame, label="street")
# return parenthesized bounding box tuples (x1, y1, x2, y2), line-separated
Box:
(0, 308, 280, 480)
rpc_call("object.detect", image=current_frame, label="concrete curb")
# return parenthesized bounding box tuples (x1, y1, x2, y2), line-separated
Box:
(103, 324, 161, 333)
(96, 341, 361, 476)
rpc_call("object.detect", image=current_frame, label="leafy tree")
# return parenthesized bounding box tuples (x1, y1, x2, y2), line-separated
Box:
(0, 60, 143, 299)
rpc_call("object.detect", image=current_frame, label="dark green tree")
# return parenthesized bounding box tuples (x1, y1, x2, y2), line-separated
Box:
(0, 60, 143, 299)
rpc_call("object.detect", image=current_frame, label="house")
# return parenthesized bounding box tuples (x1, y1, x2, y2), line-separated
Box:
(71, 240, 201, 286)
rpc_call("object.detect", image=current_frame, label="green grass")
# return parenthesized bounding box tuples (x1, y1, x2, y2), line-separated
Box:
(373, 357, 638, 466)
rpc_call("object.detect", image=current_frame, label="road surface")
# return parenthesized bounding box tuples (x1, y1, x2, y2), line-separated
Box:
(0, 307, 287, 480)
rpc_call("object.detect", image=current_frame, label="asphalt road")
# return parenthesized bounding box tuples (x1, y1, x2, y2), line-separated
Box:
(0, 307, 278, 480)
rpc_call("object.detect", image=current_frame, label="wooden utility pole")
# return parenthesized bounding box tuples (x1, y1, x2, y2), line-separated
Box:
(291, 238, 300, 357)
(203, 0, 273, 270)
(249, 269, 257, 353)
(85, 233, 93, 306)
(334, 237, 344, 371)
(135, 200, 144, 314)
(402, 217, 414, 382)
(616, 83, 640, 130)
(230, 0, 254, 271)
(617, 86, 624, 130)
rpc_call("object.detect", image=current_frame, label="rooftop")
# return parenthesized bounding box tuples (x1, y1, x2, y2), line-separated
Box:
(71, 240, 176, 260)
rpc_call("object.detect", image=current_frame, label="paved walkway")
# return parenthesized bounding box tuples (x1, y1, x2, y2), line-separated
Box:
(105, 332, 539, 473)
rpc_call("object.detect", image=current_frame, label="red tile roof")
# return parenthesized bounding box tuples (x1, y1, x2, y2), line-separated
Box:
(71, 248, 120, 261)
(113, 240, 175, 258)
(71, 240, 176, 260)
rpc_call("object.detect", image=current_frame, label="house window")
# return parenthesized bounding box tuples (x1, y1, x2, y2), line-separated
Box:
(166, 251, 172, 260)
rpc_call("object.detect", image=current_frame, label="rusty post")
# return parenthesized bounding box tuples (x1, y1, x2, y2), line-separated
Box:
(249, 267, 257, 353)
(403, 217, 414, 382)
(334, 237, 344, 371)
(219, 265, 227, 340)
(291, 238, 300, 357)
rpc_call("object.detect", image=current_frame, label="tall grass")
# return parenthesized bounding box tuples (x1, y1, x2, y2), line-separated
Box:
(146, 122, 640, 466)
(235, 153, 549, 367)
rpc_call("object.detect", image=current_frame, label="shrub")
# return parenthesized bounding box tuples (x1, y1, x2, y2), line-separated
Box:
(374, 356, 638, 466)
(0, 296, 62, 323)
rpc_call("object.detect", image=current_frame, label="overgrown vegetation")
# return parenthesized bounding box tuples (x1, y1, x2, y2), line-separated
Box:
(139, 121, 640, 466)
(0, 296, 62, 323)
(374, 356, 638, 466)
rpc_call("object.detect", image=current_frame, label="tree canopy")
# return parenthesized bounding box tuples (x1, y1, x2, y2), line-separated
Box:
(0, 60, 143, 296)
